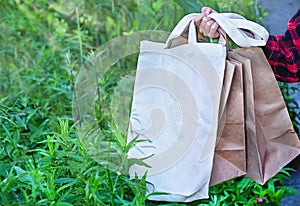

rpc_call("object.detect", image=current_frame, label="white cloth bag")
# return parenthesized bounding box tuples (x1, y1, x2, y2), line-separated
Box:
(127, 14, 226, 202)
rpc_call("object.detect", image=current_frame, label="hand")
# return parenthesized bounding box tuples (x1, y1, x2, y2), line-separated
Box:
(194, 7, 220, 38)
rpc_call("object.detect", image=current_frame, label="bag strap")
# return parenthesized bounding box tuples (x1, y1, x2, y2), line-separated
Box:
(165, 13, 199, 48)
(208, 13, 269, 47)
(165, 12, 269, 48)
(166, 13, 227, 48)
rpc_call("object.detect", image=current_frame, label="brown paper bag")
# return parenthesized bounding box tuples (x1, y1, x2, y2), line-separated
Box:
(229, 47, 300, 184)
(210, 59, 246, 186)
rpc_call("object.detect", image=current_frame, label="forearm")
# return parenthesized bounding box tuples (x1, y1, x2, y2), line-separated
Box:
(262, 9, 300, 82)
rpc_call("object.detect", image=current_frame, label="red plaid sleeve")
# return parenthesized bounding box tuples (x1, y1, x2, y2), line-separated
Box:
(262, 9, 300, 82)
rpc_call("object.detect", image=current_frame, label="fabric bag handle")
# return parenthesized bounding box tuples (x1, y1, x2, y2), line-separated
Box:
(166, 13, 227, 48)
(165, 13, 200, 48)
(188, 19, 228, 46)
(165, 12, 269, 48)
(208, 13, 269, 47)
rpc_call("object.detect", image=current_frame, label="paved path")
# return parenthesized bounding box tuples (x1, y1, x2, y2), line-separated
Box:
(260, 0, 300, 34)
(259, 1, 300, 205)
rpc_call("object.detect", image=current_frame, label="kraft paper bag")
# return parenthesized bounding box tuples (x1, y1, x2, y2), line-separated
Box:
(128, 14, 226, 202)
(209, 12, 300, 185)
(210, 59, 246, 186)
(229, 48, 300, 184)
(207, 12, 269, 186)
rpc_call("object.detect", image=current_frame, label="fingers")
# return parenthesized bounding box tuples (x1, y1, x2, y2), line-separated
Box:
(199, 16, 220, 38)
(200, 16, 211, 34)
(199, 18, 220, 38)
(194, 7, 220, 38)
(201, 7, 212, 15)
(194, 7, 214, 27)
(208, 22, 220, 38)
(194, 13, 206, 27)
(202, 6, 217, 15)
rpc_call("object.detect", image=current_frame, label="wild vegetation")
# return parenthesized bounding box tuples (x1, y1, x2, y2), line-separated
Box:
(0, 0, 299, 205)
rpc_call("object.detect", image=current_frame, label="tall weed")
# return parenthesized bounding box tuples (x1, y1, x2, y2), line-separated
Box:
(0, 0, 298, 205)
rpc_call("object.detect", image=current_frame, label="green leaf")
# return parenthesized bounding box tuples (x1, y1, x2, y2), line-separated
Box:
(14, 166, 34, 186)
(176, 0, 203, 13)
(56, 180, 77, 194)
(267, 179, 275, 191)
(282, 186, 299, 197)
(128, 154, 154, 168)
(152, 0, 164, 11)
(54, 178, 75, 184)
(55, 202, 73, 206)
(0, 163, 11, 178)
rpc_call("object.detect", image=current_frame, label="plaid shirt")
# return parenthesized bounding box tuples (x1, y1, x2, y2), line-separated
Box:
(262, 9, 300, 82)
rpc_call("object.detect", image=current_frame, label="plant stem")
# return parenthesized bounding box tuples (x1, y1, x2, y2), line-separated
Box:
(76, 7, 83, 64)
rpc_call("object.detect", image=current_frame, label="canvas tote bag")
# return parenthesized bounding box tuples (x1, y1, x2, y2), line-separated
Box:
(210, 13, 300, 184)
(128, 14, 226, 202)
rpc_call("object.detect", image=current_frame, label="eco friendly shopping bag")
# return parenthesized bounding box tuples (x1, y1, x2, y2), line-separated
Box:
(229, 48, 300, 184)
(210, 59, 246, 186)
(128, 14, 226, 202)
(209, 12, 300, 184)
(208, 12, 270, 186)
